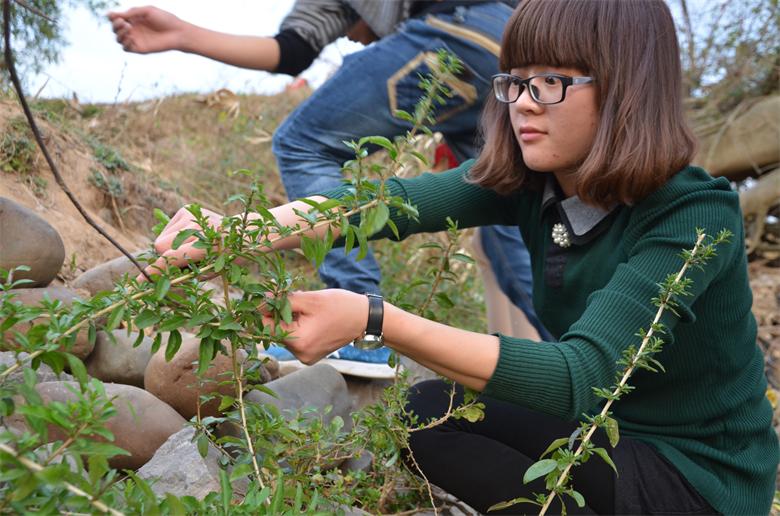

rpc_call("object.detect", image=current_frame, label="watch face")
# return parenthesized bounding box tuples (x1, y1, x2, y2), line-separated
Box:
(353, 335, 384, 350)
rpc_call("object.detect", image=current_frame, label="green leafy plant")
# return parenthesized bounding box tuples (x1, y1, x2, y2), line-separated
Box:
(0, 50, 485, 514)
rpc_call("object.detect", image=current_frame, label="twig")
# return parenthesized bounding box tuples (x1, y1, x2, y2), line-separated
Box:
(2, 0, 151, 281)
(538, 232, 708, 516)
(0, 442, 125, 516)
(10, 0, 53, 24)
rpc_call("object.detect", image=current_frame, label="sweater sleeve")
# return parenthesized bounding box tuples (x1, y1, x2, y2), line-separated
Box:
(273, 29, 318, 76)
(279, 0, 357, 55)
(483, 182, 743, 420)
(320, 160, 525, 240)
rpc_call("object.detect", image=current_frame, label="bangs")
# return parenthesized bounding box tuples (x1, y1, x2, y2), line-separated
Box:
(500, 0, 600, 73)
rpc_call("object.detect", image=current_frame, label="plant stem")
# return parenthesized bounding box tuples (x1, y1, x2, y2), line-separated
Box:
(0, 442, 125, 516)
(216, 238, 265, 495)
(538, 232, 707, 516)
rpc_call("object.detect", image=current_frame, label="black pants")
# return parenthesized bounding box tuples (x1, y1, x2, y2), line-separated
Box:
(405, 380, 716, 515)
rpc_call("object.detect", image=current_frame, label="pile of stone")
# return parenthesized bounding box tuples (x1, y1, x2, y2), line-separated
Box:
(0, 197, 391, 501)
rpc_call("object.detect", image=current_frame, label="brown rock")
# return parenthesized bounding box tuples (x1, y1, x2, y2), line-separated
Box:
(7, 381, 186, 470)
(1, 286, 94, 359)
(85, 330, 154, 387)
(144, 335, 249, 420)
(72, 253, 149, 295)
(0, 197, 65, 288)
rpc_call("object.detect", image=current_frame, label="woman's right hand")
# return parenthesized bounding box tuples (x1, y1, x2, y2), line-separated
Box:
(139, 205, 225, 280)
(108, 6, 187, 54)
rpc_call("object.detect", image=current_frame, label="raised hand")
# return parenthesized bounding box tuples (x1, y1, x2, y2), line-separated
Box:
(139, 205, 226, 280)
(108, 6, 187, 54)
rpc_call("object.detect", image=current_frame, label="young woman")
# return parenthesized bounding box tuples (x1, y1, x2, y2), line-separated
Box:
(147, 0, 778, 513)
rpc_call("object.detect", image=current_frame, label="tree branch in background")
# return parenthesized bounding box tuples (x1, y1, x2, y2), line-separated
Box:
(2, 0, 152, 281)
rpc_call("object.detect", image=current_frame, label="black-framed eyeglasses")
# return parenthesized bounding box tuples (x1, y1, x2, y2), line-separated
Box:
(491, 73, 594, 105)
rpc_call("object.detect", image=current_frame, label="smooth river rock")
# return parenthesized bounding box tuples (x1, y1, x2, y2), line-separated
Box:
(7, 381, 186, 469)
(145, 336, 269, 420)
(0, 197, 65, 288)
(244, 363, 351, 429)
(72, 253, 148, 295)
(85, 330, 155, 387)
(1, 286, 94, 359)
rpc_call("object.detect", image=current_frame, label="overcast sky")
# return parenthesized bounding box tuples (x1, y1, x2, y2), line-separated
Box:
(29, 1, 363, 103)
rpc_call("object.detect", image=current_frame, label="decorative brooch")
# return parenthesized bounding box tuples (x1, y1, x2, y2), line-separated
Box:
(551, 223, 572, 248)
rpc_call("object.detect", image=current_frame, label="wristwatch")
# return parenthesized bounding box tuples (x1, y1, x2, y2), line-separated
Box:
(352, 293, 384, 350)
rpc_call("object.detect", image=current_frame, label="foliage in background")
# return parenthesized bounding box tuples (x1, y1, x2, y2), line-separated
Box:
(0, 0, 114, 84)
(676, 0, 779, 117)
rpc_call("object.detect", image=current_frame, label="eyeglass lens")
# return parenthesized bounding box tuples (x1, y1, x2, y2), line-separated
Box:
(494, 75, 565, 104)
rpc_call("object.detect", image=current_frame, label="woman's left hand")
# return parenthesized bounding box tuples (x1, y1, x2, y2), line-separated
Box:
(264, 289, 369, 364)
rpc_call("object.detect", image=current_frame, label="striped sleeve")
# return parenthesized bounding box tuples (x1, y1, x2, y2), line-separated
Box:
(279, 0, 358, 54)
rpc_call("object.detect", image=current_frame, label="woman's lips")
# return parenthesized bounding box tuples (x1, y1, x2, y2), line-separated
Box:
(519, 127, 545, 142)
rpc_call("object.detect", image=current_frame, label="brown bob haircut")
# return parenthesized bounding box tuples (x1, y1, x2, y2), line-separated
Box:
(469, 0, 696, 208)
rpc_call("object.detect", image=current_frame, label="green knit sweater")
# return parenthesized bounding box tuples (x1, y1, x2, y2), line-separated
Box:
(325, 161, 778, 514)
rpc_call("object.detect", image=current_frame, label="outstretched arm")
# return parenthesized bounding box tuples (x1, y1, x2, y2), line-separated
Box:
(108, 6, 281, 71)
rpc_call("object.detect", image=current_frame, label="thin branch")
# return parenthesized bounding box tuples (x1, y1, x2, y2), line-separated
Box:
(2, 0, 151, 281)
(538, 232, 707, 515)
(11, 0, 54, 24)
(0, 442, 125, 516)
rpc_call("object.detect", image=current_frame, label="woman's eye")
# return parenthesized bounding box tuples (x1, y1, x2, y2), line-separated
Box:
(543, 76, 558, 86)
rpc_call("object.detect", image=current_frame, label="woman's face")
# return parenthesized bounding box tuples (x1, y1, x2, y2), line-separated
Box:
(508, 65, 599, 195)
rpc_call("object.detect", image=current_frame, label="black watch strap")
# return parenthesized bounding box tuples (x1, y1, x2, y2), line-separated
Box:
(365, 293, 384, 337)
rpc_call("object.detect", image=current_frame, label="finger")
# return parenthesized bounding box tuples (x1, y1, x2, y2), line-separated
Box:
(115, 25, 130, 40)
(154, 226, 198, 255)
(137, 244, 197, 282)
(110, 17, 128, 32)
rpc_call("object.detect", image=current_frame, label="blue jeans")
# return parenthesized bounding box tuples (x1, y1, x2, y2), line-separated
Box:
(273, 3, 543, 331)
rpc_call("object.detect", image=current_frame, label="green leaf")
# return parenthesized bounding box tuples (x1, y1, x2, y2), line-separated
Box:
(541, 437, 570, 458)
(135, 309, 161, 330)
(158, 315, 187, 332)
(154, 277, 171, 300)
(218, 319, 243, 331)
(523, 458, 558, 484)
(592, 447, 618, 474)
(87, 322, 97, 347)
(65, 353, 88, 386)
(219, 469, 232, 514)
(172, 229, 200, 250)
(604, 416, 620, 447)
(213, 253, 227, 273)
(568, 489, 586, 508)
(280, 298, 293, 324)
(198, 339, 215, 375)
(165, 330, 183, 362)
(488, 497, 539, 512)
(164, 493, 187, 516)
(434, 292, 454, 309)
(196, 433, 209, 458)
(106, 305, 125, 331)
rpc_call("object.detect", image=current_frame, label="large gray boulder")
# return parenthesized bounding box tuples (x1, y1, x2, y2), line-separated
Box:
(137, 426, 222, 499)
(0, 197, 65, 287)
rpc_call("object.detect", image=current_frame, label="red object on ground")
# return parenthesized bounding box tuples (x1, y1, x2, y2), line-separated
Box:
(287, 77, 309, 90)
(434, 142, 459, 169)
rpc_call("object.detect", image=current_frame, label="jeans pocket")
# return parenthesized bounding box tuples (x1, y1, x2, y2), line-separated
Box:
(386, 38, 489, 125)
